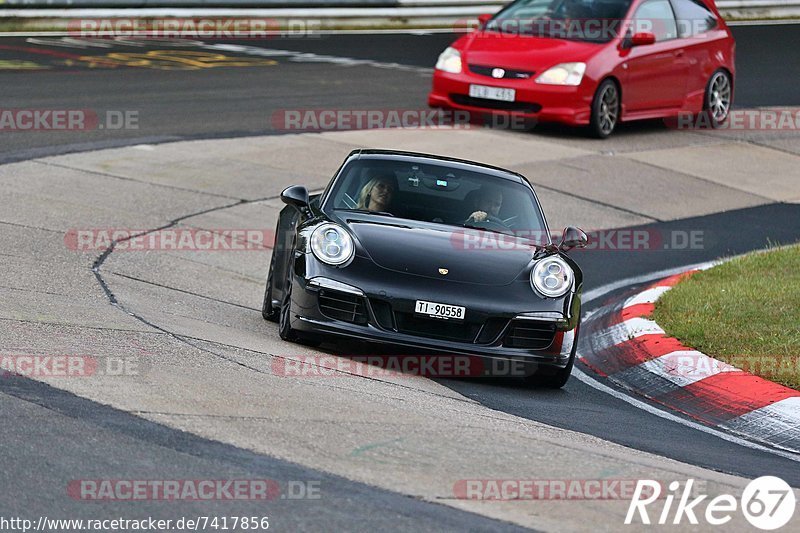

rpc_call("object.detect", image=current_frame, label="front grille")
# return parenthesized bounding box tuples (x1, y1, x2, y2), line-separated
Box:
(318, 289, 367, 325)
(504, 320, 557, 350)
(450, 94, 542, 114)
(395, 312, 480, 343)
(469, 64, 534, 79)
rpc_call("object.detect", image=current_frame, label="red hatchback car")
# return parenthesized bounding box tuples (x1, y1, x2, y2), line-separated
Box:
(428, 0, 735, 137)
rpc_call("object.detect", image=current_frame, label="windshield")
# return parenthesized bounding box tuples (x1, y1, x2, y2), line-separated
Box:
(324, 158, 549, 245)
(486, 0, 635, 42)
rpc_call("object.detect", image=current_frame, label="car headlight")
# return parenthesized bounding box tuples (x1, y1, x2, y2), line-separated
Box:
(435, 47, 462, 74)
(535, 62, 586, 86)
(530, 256, 573, 298)
(310, 224, 354, 266)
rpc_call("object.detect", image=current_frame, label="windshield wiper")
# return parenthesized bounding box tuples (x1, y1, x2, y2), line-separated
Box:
(336, 208, 395, 217)
(462, 222, 514, 236)
(462, 223, 544, 248)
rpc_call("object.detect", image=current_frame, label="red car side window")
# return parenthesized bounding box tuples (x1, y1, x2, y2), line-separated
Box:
(670, 0, 718, 37)
(632, 0, 679, 42)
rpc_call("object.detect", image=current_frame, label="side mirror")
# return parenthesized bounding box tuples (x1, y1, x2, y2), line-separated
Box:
(559, 226, 588, 251)
(630, 32, 656, 46)
(281, 185, 310, 213)
(477, 13, 493, 28)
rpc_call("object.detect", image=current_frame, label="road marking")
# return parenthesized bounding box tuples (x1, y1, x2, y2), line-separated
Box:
(0, 59, 49, 70)
(581, 260, 718, 304)
(201, 42, 432, 74)
(591, 317, 665, 352)
(578, 260, 800, 462)
(572, 367, 800, 463)
(623, 285, 671, 307)
(7, 37, 433, 74)
(720, 397, 800, 453)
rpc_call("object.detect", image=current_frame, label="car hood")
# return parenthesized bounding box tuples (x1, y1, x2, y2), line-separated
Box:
(348, 220, 535, 285)
(460, 31, 602, 73)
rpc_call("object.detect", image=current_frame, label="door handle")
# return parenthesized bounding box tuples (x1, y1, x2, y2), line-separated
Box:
(675, 50, 685, 57)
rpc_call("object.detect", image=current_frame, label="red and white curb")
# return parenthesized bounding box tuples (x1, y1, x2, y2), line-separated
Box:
(581, 269, 800, 455)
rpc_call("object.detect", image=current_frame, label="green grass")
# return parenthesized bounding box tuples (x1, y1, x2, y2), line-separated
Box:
(652, 244, 800, 390)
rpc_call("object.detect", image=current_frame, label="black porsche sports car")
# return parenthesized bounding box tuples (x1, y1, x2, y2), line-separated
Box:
(262, 149, 587, 387)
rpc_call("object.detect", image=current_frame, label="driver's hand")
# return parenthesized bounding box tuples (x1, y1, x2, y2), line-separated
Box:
(468, 211, 488, 222)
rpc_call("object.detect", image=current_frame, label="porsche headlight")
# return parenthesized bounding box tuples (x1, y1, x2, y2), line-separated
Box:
(310, 224, 354, 266)
(435, 47, 462, 74)
(531, 256, 573, 298)
(535, 62, 586, 86)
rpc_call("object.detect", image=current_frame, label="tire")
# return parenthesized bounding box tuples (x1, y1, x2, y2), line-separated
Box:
(529, 354, 574, 389)
(701, 69, 732, 129)
(278, 271, 322, 347)
(279, 273, 298, 342)
(589, 79, 620, 139)
(526, 327, 579, 389)
(261, 247, 279, 322)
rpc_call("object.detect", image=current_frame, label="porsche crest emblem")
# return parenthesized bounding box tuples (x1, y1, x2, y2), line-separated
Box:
(438, 268, 449, 275)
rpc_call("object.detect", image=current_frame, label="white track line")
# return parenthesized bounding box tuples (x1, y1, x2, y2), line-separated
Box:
(623, 285, 671, 307)
(582, 260, 718, 304)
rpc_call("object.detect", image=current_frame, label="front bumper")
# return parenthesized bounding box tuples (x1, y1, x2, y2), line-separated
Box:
(428, 69, 594, 126)
(288, 274, 580, 374)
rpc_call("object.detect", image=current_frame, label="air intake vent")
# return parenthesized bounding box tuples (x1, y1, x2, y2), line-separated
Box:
(318, 289, 367, 325)
(504, 320, 557, 350)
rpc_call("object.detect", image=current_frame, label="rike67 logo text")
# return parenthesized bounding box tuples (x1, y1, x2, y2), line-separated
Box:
(626, 477, 795, 530)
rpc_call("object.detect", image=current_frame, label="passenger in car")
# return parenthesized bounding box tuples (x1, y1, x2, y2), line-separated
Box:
(356, 175, 397, 213)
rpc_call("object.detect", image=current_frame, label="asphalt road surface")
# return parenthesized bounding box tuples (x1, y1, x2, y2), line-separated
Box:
(1, 26, 799, 531)
(0, 24, 799, 162)
(0, 376, 528, 531)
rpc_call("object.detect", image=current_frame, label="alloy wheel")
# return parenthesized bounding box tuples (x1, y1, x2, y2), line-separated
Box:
(598, 84, 619, 136)
(708, 71, 731, 123)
